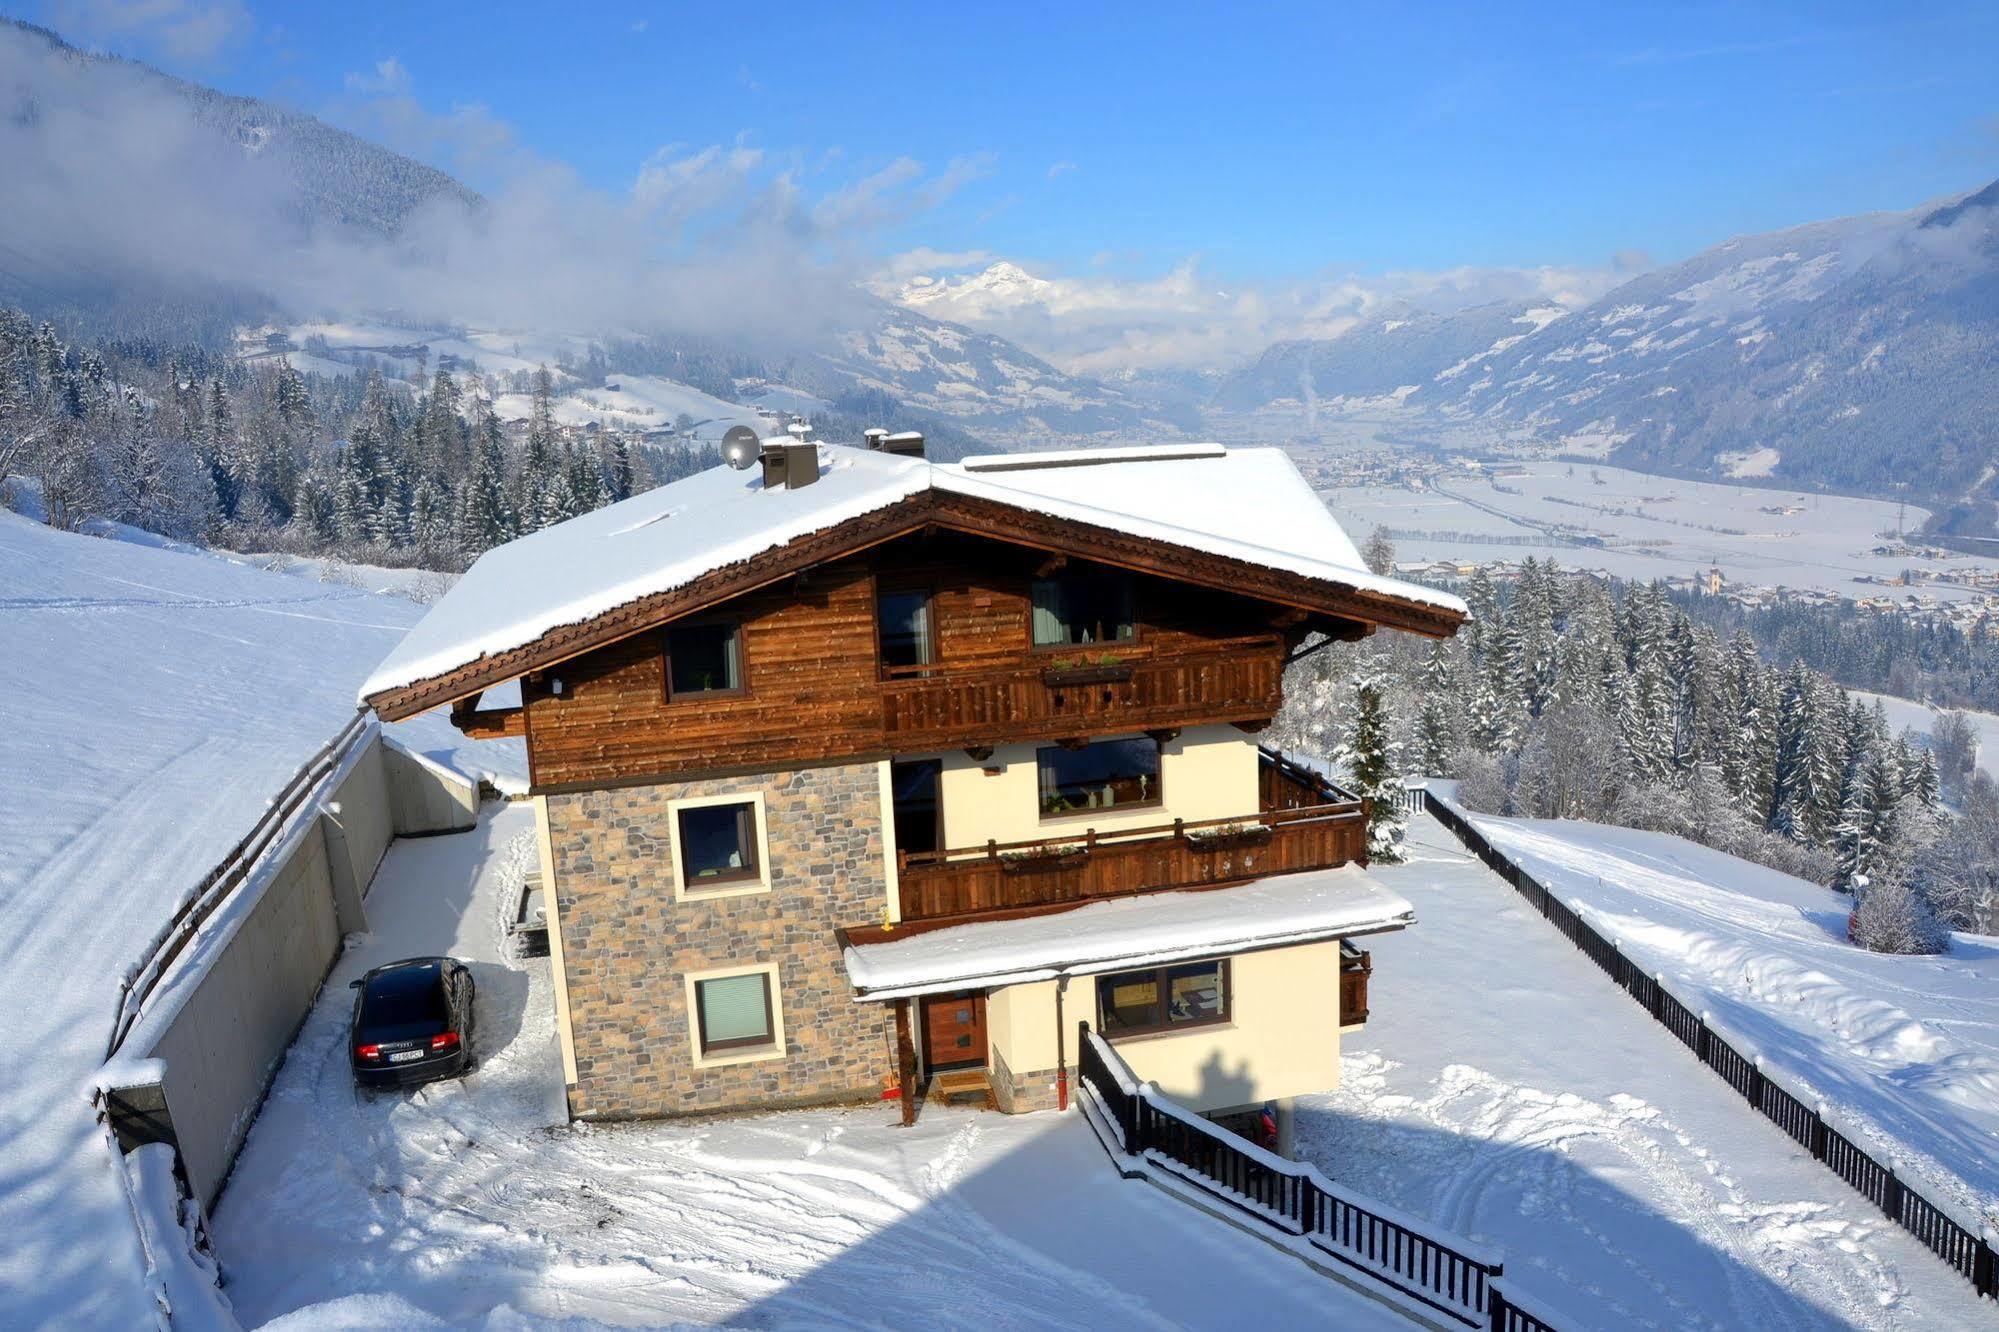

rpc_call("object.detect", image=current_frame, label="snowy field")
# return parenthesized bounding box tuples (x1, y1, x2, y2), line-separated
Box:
(1313, 456, 1999, 601)
(213, 804, 1400, 1329)
(1854, 689, 1999, 781)
(0, 514, 520, 1327)
(1296, 815, 1993, 1331)
(1455, 809, 1999, 1235)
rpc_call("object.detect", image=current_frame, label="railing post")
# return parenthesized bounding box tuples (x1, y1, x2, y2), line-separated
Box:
(1881, 1166, 1904, 1222)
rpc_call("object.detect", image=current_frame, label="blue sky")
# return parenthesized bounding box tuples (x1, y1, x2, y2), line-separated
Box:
(33, 0, 1998, 282)
(19, 1, 1999, 370)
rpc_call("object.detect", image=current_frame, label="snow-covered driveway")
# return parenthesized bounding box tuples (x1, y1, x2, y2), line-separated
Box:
(212, 802, 1402, 1329)
(1298, 816, 1991, 1331)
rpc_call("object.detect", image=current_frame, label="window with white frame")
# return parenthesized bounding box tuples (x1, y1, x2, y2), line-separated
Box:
(669, 793, 771, 899)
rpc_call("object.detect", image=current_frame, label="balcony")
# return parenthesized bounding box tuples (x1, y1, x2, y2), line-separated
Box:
(1340, 940, 1372, 1026)
(878, 641, 1283, 750)
(894, 798, 1366, 923)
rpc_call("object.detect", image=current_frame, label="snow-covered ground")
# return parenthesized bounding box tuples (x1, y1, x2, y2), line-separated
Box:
(1296, 814, 1993, 1331)
(0, 513, 520, 1327)
(1310, 452, 1999, 602)
(1454, 808, 1999, 1233)
(213, 803, 1402, 1329)
(1853, 689, 1999, 781)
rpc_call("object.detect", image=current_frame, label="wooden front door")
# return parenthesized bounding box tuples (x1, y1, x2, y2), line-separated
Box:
(920, 991, 988, 1072)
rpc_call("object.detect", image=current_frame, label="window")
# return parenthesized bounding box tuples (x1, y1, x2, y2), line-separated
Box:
(667, 621, 743, 697)
(676, 800, 760, 886)
(1097, 960, 1230, 1038)
(1037, 737, 1161, 816)
(890, 758, 943, 856)
(693, 971, 776, 1054)
(1031, 572, 1134, 647)
(877, 588, 934, 673)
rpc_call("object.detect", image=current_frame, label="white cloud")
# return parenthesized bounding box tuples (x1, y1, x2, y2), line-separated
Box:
(47, 0, 250, 64)
(1046, 160, 1077, 181)
(878, 253, 1626, 374)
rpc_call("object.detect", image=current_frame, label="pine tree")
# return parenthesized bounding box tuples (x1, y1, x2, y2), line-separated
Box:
(1335, 660, 1407, 862)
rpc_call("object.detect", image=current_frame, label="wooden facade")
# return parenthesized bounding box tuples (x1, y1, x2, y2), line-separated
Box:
(514, 530, 1302, 791)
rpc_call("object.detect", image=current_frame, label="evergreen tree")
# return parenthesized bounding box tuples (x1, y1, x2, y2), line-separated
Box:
(1335, 660, 1407, 862)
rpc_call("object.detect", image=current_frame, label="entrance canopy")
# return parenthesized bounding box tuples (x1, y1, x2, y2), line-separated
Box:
(843, 866, 1413, 1001)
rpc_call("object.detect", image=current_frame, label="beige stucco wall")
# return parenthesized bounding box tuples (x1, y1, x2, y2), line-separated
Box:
(984, 940, 1343, 1117)
(933, 723, 1260, 849)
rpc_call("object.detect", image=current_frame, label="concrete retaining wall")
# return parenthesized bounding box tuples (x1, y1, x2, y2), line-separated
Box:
(106, 725, 482, 1208)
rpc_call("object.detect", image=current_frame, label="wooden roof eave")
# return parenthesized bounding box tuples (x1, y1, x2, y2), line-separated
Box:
(363, 490, 1465, 722)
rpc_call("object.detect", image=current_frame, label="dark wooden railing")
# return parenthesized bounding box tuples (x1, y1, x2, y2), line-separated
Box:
(1340, 941, 1372, 1026)
(1076, 1023, 1559, 1330)
(1427, 794, 1999, 1304)
(896, 801, 1365, 921)
(1259, 745, 1359, 810)
(880, 643, 1283, 746)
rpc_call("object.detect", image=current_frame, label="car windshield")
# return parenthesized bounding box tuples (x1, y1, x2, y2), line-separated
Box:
(361, 965, 448, 1032)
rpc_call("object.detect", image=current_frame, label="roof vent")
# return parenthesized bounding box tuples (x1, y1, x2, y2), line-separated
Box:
(762, 438, 820, 489)
(880, 430, 925, 458)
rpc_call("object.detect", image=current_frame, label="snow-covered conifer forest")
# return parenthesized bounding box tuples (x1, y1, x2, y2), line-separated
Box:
(1275, 549, 1999, 951)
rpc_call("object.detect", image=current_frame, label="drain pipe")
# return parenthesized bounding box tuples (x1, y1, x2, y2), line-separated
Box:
(1055, 975, 1070, 1111)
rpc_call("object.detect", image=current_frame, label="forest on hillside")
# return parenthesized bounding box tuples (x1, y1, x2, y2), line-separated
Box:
(0, 308, 980, 570)
(1279, 549, 1999, 952)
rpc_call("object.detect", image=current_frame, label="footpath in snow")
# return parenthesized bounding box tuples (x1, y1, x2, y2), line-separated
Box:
(1296, 814, 1992, 1332)
(1461, 808, 1999, 1241)
(213, 802, 1403, 1330)
(0, 513, 520, 1328)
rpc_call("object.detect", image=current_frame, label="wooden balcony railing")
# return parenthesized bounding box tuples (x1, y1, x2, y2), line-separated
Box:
(1340, 941, 1372, 1026)
(895, 800, 1365, 922)
(879, 642, 1283, 747)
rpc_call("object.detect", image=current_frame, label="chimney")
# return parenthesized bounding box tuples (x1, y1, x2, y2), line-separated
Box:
(862, 426, 889, 450)
(783, 442, 820, 488)
(762, 437, 819, 489)
(881, 430, 925, 458)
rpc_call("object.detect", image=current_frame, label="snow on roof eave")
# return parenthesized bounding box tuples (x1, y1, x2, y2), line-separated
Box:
(360, 444, 1464, 709)
(843, 869, 1415, 1001)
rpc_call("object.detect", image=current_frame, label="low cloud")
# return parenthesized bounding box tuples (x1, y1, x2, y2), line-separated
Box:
(46, 0, 250, 65)
(0, 26, 991, 352)
(880, 253, 1627, 374)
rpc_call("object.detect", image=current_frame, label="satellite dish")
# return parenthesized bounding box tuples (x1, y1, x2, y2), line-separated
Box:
(721, 425, 760, 471)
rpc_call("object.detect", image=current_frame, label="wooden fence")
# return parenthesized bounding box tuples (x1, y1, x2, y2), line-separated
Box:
(1425, 795, 1999, 1303)
(1076, 1023, 1560, 1331)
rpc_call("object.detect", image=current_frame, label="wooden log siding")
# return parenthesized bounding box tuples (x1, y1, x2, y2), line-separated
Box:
(519, 536, 1301, 791)
(894, 801, 1365, 921)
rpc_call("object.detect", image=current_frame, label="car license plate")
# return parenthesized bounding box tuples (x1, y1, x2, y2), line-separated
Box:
(389, 1049, 424, 1063)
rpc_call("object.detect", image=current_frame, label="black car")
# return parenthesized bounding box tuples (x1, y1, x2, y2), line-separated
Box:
(349, 956, 476, 1088)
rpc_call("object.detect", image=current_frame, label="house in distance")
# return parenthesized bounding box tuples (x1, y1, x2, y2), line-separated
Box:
(361, 434, 1465, 1143)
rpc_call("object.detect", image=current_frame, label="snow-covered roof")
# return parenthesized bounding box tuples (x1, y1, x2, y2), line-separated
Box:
(843, 865, 1414, 999)
(361, 442, 1465, 706)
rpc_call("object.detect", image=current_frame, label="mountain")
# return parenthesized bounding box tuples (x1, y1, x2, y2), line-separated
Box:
(1214, 181, 1999, 527)
(0, 19, 478, 327)
(1441, 187, 1999, 520)
(801, 301, 1171, 439)
(0, 20, 1163, 446)
(1208, 301, 1567, 412)
(897, 261, 1055, 315)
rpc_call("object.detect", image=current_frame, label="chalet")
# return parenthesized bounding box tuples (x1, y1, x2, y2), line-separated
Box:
(360, 438, 1466, 1141)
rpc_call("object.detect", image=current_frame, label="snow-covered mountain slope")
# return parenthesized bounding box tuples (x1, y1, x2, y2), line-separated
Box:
(1441, 187, 1999, 509)
(1209, 301, 1568, 412)
(0, 512, 518, 1328)
(0, 18, 477, 302)
(1301, 815, 1992, 1330)
(1213, 180, 1999, 524)
(1456, 806, 1999, 1230)
(807, 302, 1168, 438)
